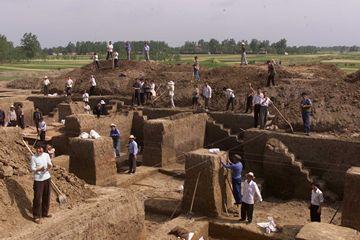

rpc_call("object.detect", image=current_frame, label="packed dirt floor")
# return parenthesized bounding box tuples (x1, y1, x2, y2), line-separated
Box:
(8, 61, 360, 136)
(1, 61, 358, 239)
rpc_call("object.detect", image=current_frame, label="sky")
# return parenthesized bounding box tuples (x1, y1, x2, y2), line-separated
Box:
(1, 0, 359, 48)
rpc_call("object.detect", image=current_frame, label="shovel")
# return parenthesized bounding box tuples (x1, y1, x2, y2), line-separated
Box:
(22, 140, 67, 205)
(187, 171, 202, 219)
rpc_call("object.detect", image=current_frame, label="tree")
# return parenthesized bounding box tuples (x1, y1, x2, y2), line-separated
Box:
(272, 38, 287, 54)
(65, 42, 76, 53)
(208, 38, 220, 54)
(0, 34, 14, 62)
(20, 33, 41, 59)
(249, 39, 260, 53)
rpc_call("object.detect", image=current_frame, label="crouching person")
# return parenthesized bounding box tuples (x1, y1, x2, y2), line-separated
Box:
(30, 143, 53, 224)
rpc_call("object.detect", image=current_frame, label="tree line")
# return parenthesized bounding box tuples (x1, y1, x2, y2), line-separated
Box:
(0, 32, 359, 62)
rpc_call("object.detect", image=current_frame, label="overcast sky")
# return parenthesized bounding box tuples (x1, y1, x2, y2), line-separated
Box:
(1, 0, 359, 47)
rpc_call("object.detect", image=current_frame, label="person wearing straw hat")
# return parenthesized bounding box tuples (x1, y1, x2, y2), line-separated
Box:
(110, 123, 121, 157)
(127, 135, 138, 174)
(167, 80, 175, 108)
(43, 76, 50, 96)
(30, 143, 53, 224)
(240, 172, 262, 224)
(240, 42, 248, 65)
(7, 105, 17, 127)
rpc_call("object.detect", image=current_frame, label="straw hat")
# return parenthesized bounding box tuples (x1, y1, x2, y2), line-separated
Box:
(100, 100, 105, 104)
(110, 123, 116, 127)
(246, 172, 255, 178)
(129, 135, 135, 139)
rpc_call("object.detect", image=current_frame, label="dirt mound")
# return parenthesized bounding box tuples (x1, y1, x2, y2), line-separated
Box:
(9, 60, 360, 134)
(0, 127, 95, 238)
(345, 70, 360, 83)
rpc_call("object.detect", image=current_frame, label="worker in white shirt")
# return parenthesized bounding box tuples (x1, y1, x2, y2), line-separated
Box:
(114, 51, 119, 68)
(167, 81, 175, 108)
(30, 143, 53, 224)
(65, 77, 73, 97)
(309, 183, 324, 222)
(82, 90, 89, 104)
(7, 105, 17, 127)
(252, 88, 264, 128)
(38, 117, 47, 141)
(43, 76, 50, 96)
(93, 52, 100, 70)
(84, 102, 91, 114)
(202, 82, 212, 111)
(241, 172, 262, 223)
(89, 75, 96, 96)
(259, 91, 272, 129)
(223, 87, 235, 111)
(144, 42, 150, 61)
(106, 41, 113, 60)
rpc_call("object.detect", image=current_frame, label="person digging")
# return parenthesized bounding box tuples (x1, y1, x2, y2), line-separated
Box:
(220, 156, 243, 205)
(30, 143, 53, 224)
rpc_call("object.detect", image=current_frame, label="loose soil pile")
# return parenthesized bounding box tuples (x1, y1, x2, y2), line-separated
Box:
(8, 60, 360, 134)
(0, 127, 95, 238)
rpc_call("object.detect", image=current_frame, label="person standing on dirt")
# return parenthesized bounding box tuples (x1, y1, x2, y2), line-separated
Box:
(38, 117, 47, 141)
(223, 87, 236, 111)
(93, 52, 100, 70)
(309, 183, 324, 222)
(33, 107, 42, 135)
(43, 76, 50, 96)
(139, 79, 145, 105)
(82, 90, 89, 104)
(110, 123, 121, 157)
(245, 83, 255, 113)
(202, 82, 212, 111)
(240, 42, 248, 65)
(16, 104, 25, 129)
(132, 79, 141, 106)
(84, 102, 91, 114)
(100, 100, 108, 115)
(127, 135, 138, 174)
(125, 41, 132, 60)
(94, 103, 102, 118)
(252, 88, 264, 128)
(65, 77, 73, 97)
(144, 42, 150, 61)
(193, 56, 201, 81)
(240, 172, 262, 224)
(150, 80, 156, 100)
(259, 91, 272, 129)
(106, 41, 113, 60)
(300, 92, 312, 136)
(192, 85, 200, 109)
(7, 105, 17, 127)
(167, 81, 175, 108)
(30, 143, 53, 224)
(220, 156, 243, 205)
(144, 80, 152, 102)
(114, 51, 119, 68)
(267, 60, 276, 87)
(89, 75, 96, 96)
(0, 107, 5, 127)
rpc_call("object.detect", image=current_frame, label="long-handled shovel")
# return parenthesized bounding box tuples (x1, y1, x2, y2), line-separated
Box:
(187, 171, 202, 219)
(22, 140, 67, 205)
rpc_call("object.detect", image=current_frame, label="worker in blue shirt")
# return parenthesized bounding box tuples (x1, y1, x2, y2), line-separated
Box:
(221, 155, 243, 205)
(109, 123, 121, 157)
(127, 135, 138, 174)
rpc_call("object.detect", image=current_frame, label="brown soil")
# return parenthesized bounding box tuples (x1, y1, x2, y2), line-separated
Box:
(0, 127, 95, 238)
(345, 69, 360, 83)
(8, 61, 360, 135)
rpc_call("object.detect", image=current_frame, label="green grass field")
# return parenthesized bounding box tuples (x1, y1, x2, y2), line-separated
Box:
(0, 52, 359, 81)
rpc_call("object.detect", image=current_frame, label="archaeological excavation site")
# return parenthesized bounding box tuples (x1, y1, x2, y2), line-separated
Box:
(1, 60, 360, 240)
